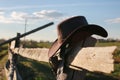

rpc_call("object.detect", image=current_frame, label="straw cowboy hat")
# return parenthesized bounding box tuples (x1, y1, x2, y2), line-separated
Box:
(48, 16, 108, 58)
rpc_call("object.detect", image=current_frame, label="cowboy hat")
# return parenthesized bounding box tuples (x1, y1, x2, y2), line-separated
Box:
(48, 16, 108, 58)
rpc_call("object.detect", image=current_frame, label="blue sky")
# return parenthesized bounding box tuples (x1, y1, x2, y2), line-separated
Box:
(0, 0, 120, 41)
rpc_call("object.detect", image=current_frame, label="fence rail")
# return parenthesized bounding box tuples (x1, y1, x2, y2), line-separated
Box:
(14, 48, 49, 62)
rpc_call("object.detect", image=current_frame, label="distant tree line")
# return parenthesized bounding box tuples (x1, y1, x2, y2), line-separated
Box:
(0, 39, 8, 51)
(98, 38, 120, 43)
(21, 40, 53, 48)
(0, 38, 53, 49)
(0, 38, 119, 49)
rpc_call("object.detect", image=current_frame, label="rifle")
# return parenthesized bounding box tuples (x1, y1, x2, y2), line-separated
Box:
(0, 22, 54, 46)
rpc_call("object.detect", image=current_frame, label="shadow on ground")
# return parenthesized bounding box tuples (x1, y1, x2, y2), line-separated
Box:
(86, 72, 119, 80)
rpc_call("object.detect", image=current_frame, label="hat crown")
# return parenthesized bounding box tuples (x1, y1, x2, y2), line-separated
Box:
(57, 16, 88, 43)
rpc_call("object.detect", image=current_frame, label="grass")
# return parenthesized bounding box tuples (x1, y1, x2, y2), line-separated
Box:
(96, 41, 120, 50)
(0, 50, 8, 80)
(86, 72, 118, 80)
(112, 64, 120, 77)
(17, 55, 56, 80)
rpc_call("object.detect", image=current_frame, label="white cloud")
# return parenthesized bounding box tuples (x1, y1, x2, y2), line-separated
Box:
(0, 15, 5, 19)
(0, 11, 4, 15)
(33, 10, 63, 20)
(0, 10, 64, 24)
(105, 18, 120, 23)
(0, 11, 28, 23)
(0, 15, 14, 23)
(11, 11, 28, 20)
(0, 11, 33, 23)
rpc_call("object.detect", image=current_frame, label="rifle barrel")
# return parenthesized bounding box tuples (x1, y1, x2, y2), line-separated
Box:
(0, 22, 54, 46)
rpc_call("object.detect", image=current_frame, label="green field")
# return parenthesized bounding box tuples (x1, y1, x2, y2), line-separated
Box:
(0, 41, 120, 80)
(96, 41, 120, 50)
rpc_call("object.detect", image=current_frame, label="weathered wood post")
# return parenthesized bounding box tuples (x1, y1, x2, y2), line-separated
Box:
(15, 33, 21, 48)
(4, 33, 22, 80)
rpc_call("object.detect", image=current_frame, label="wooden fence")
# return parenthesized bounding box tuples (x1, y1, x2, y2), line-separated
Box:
(4, 34, 117, 80)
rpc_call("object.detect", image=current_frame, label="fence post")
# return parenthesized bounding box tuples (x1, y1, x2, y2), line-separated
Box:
(15, 33, 21, 48)
(4, 33, 22, 80)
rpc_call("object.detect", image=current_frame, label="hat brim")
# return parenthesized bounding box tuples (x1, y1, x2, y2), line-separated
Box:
(48, 24, 108, 58)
